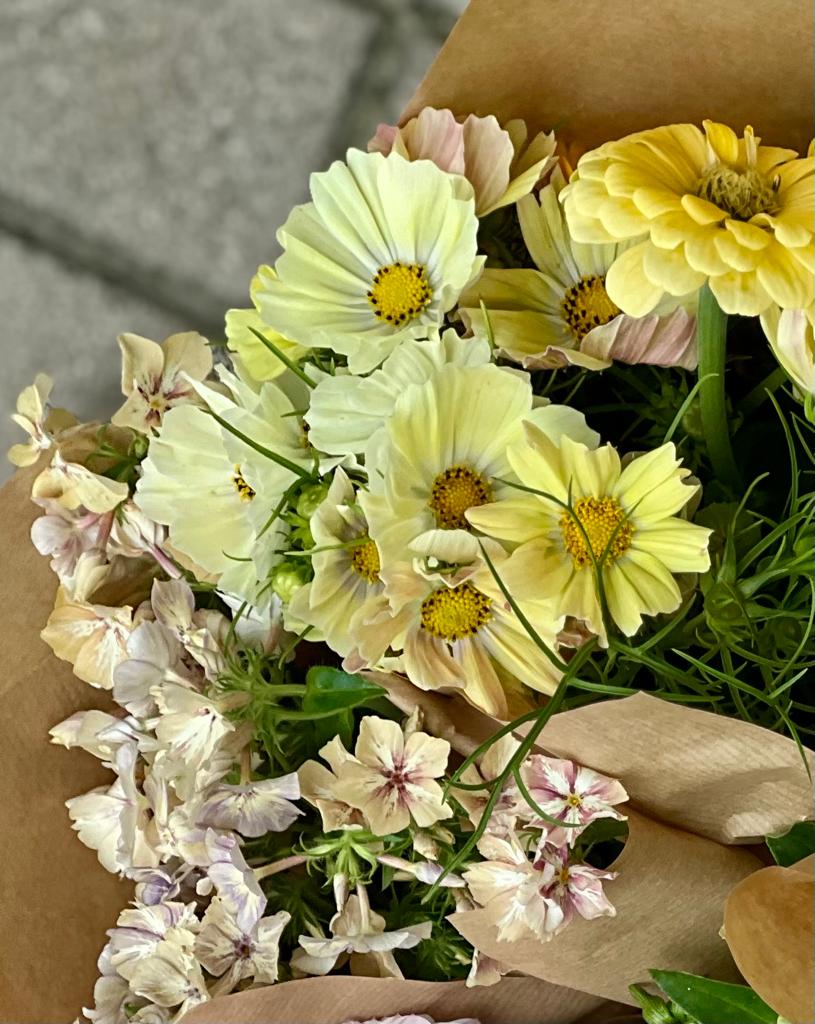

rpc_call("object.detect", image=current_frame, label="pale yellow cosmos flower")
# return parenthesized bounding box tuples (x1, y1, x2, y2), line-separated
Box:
(468, 427, 712, 642)
(225, 265, 309, 383)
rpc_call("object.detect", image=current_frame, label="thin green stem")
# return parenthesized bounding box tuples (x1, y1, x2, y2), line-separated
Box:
(697, 284, 741, 489)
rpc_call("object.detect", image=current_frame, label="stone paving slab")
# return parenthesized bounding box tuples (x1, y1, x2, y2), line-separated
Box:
(0, 0, 378, 320)
(0, 230, 185, 482)
(0, 0, 465, 481)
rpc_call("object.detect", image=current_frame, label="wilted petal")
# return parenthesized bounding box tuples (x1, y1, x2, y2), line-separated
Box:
(197, 775, 303, 837)
(128, 940, 209, 1012)
(204, 829, 267, 932)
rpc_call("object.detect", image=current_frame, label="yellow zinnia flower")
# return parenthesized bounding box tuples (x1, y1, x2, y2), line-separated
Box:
(562, 122, 814, 317)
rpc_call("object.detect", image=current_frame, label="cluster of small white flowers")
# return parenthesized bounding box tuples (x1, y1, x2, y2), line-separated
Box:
(50, 577, 300, 1023)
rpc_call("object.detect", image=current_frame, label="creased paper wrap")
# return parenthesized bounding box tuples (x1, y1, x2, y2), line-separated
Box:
(403, 0, 814, 154)
(0, 467, 131, 1023)
(374, 674, 814, 844)
(183, 975, 632, 1024)
(373, 672, 812, 1005)
(723, 855, 815, 1024)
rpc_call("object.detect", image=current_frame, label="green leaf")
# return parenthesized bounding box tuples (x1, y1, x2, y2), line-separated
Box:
(302, 666, 384, 714)
(765, 820, 815, 867)
(650, 970, 778, 1024)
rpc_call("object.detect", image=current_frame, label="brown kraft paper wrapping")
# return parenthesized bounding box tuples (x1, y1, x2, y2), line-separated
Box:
(723, 855, 815, 1024)
(375, 674, 814, 845)
(451, 810, 760, 1006)
(0, 468, 131, 1023)
(183, 975, 631, 1024)
(402, 0, 814, 154)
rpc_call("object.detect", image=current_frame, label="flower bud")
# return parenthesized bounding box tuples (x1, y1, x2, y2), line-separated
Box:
(296, 481, 331, 519)
(270, 560, 311, 603)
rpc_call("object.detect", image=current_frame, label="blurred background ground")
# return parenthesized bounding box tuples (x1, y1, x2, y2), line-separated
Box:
(0, 0, 465, 480)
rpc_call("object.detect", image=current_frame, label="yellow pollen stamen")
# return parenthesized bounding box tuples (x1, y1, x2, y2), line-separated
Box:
(566, 793, 583, 808)
(428, 464, 492, 530)
(561, 496, 633, 569)
(697, 166, 780, 221)
(558, 867, 571, 885)
(561, 276, 621, 341)
(232, 465, 256, 502)
(350, 537, 381, 584)
(420, 582, 492, 642)
(367, 261, 432, 327)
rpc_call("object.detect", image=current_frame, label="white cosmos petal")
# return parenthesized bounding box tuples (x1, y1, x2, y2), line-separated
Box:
(256, 150, 482, 374)
(306, 331, 491, 458)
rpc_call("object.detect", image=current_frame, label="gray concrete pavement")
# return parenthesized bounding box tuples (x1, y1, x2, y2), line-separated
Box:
(1, 0, 465, 479)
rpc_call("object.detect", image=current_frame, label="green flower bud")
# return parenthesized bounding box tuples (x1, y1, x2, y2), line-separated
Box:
(629, 986, 690, 1024)
(270, 561, 311, 603)
(296, 481, 331, 519)
(704, 580, 744, 631)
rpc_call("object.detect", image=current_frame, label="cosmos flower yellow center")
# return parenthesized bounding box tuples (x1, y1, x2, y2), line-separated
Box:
(232, 465, 256, 502)
(367, 262, 432, 326)
(428, 464, 493, 530)
(420, 582, 492, 641)
(350, 537, 381, 584)
(561, 276, 621, 341)
(566, 793, 583, 807)
(561, 496, 633, 569)
(696, 165, 780, 221)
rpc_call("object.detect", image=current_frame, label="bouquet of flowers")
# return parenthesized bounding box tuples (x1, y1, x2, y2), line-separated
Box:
(2, 2, 813, 1024)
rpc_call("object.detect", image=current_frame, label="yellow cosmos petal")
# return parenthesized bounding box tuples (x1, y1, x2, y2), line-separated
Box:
(635, 519, 713, 573)
(507, 422, 570, 498)
(466, 498, 549, 544)
(615, 443, 696, 520)
(560, 437, 621, 497)
(605, 243, 667, 316)
(606, 551, 682, 633)
(497, 538, 572, 601)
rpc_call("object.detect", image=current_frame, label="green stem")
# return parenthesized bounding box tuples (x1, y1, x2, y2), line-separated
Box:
(697, 284, 741, 489)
